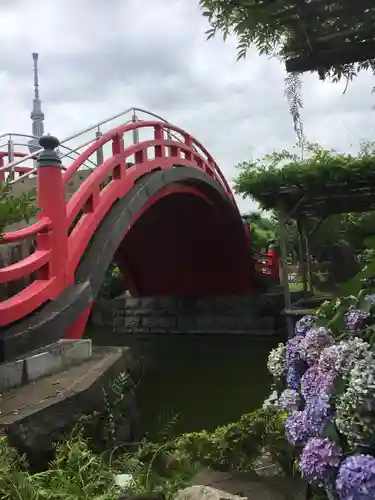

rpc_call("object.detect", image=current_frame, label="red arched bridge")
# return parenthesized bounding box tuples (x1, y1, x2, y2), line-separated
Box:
(0, 109, 279, 361)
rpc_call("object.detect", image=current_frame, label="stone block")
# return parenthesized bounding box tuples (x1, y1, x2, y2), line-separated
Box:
(186, 469, 307, 500)
(139, 297, 159, 309)
(0, 359, 24, 392)
(125, 316, 141, 329)
(25, 352, 56, 382)
(196, 316, 215, 329)
(178, 316, 197, 329)
(25, 339, 92, 382)
(142, 316, 176, 328)
(124, 297, 141, 309)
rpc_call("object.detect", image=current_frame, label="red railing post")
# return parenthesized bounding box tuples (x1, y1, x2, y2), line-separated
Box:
(268, 244, 281, 283)
(37, 135, 68, 290)
(0, 154, 5, 183)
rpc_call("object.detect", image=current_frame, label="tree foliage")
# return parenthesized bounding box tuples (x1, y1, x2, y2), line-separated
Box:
(200, 0, 375, 140)
(0, 183, 37, 236)
(200, 0, 375, 81)
(234, 141, 375, 212)
(243, 211, 277, 251)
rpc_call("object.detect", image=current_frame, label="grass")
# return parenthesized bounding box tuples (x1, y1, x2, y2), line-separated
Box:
(0, 406, 293, 500)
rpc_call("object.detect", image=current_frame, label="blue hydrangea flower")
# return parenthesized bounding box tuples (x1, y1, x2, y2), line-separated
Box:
(300, 437, 342, 486)
(295, 315, 316, 337)
(304, 394, 332, 437)
(285, 395, 331, 446)
(336, 455, 375, 500)
(286, 336, 308, 390)
(301, 365, 335, 402)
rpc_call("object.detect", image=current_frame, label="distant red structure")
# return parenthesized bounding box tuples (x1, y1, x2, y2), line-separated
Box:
(0, 120, 280, 361)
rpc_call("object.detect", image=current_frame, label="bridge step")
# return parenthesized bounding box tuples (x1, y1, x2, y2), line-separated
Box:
(0, 339, 92, 393)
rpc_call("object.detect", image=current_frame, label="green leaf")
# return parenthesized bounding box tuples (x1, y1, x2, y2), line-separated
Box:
(323, 421, 341, 444)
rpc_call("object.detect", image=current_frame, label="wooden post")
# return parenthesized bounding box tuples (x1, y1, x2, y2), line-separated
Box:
(278, 207, 294, 338)
(301, 219, 313, 293)
(297, 218, 308, 295)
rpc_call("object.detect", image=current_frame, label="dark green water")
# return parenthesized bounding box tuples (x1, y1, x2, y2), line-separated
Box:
(87, 329, 282, 435)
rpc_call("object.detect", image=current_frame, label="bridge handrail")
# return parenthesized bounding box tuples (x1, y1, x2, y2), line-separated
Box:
(0, 107, 174, 179)
(62, 120, 231, 195)
(0, 135, 98, 174)
(1, 218, 51, 243)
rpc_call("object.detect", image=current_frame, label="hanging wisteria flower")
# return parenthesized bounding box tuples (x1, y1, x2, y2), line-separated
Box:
(336, 358, 375, 446)
(319, 338, 373, 378)
(301, 365, 335, 402)
(336, 454, 375, 500)
(279, 389, 301, 412)
(300, 327, 333, 366)
(267, 343, 286, 379)
(344, 308, 370, 333)
(295, 315, 316, 337)
(286, 336, 308, 390)
(300, 437, 342, 486)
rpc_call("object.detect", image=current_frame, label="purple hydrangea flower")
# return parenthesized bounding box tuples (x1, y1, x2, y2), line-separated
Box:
(336, 454, 375, 500)
(285, 395, 331, 445)
(286, 336, 308, 390)
(285, 410, 309, 445)
(304, 394, 332, 437)
(300, 437, 342, 486)
(344, 309, 370, 333)
(300, 327, 333, 366)
(279, 389, 301, 412)
(295, 315, 316, 337)
(319, 338, 372, 377)
(301, 365, 335, 402)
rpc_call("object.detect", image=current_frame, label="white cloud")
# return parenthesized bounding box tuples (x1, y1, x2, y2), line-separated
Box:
(0, 0, 374, 212)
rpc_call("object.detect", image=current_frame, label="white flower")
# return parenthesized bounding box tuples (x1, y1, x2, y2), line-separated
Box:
(336, 357, 375, 446)
(262, 390, 280, 410)
(267, 343, 286, 379)
(279, 389, 301, 412)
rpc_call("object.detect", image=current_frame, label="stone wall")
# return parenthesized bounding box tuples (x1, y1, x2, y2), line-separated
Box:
(90, 294, 287, 336)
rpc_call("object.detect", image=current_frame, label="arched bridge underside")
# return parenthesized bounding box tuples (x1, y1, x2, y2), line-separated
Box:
(0, 119, 274, 362)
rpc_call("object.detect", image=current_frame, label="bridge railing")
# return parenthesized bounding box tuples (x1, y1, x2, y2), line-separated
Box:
(251, 248, 280, 282)
(0, 108, 201, 185)
(0, 114, 233, 326)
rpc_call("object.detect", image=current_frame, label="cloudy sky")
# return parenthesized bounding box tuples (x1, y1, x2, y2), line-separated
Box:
(1, 0, 374, 211)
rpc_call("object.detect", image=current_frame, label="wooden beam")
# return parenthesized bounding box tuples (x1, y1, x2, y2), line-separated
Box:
(285, 39, 375, 73)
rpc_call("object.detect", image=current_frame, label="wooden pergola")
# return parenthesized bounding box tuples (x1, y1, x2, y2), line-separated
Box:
(266, 182, 375, 337)
(281, 0, 375, 76)
(232, 0, 375, 336)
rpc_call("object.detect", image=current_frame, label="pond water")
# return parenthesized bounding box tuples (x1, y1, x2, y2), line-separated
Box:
(86, 329, 283, 437)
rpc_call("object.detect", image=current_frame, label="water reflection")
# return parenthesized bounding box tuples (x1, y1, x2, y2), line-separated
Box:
(87, 329, 283, 435)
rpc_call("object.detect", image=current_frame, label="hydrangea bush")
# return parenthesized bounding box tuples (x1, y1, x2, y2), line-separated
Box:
(266, 291, 375, 500)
